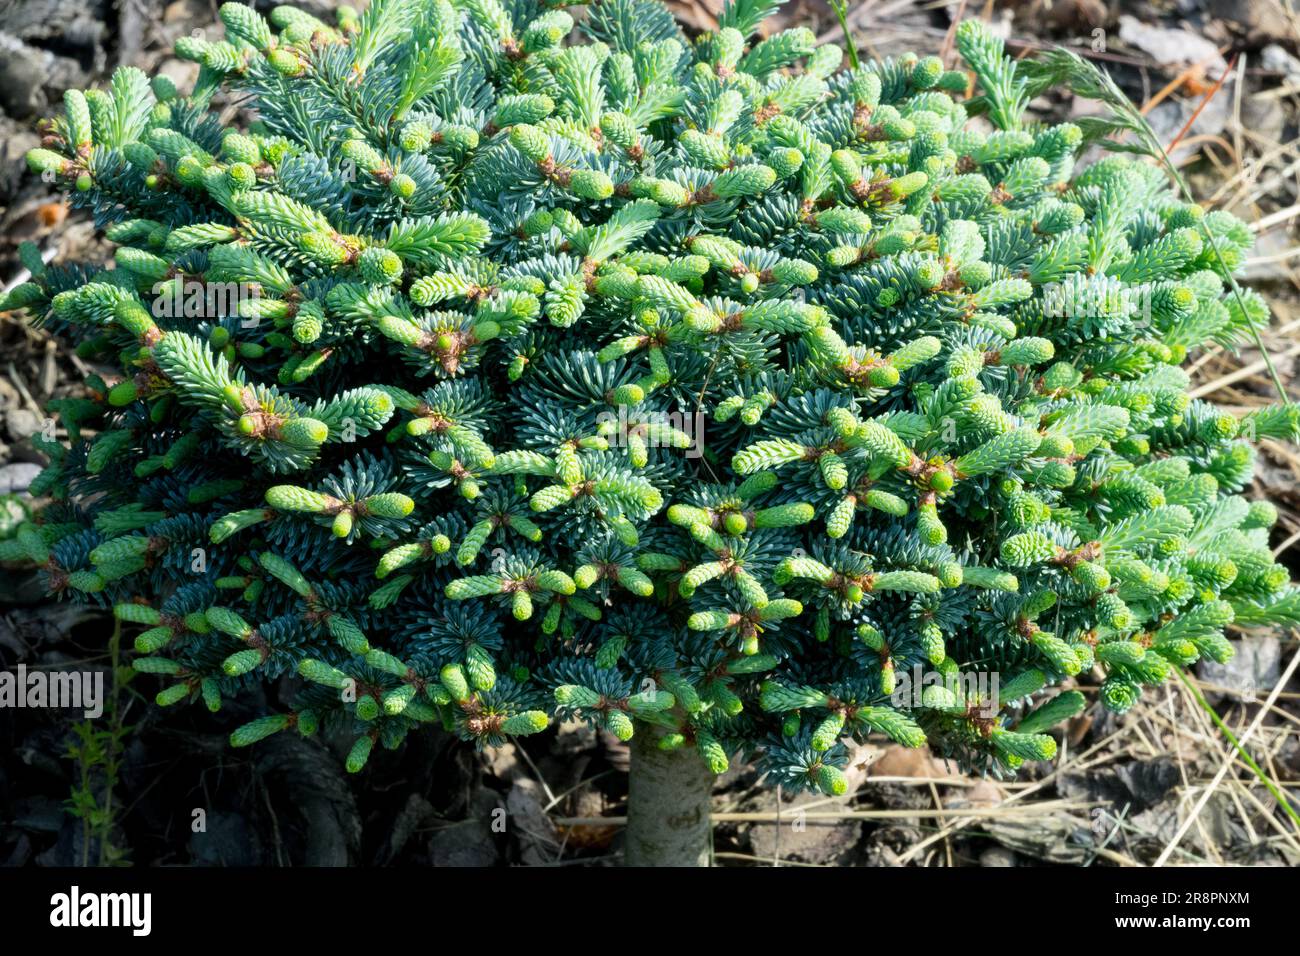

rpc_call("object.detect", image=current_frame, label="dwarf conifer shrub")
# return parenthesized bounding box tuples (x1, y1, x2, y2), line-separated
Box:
(7, 0, 1300, 864)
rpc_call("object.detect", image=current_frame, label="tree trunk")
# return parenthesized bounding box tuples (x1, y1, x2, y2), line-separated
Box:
(624, 727, 712, 866)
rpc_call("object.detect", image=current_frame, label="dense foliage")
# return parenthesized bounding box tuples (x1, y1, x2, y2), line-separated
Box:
(5, 0, 1300, 794)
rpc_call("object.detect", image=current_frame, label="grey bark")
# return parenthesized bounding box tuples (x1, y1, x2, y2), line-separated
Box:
(624, 727, 712, 866)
